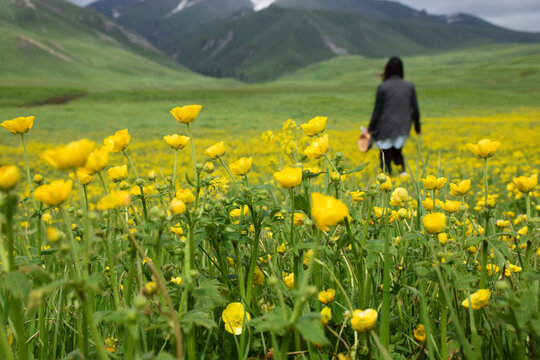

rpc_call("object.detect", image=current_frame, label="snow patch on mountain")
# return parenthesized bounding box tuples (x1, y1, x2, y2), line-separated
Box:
(165, 0, 202, 18)
(250, 0, 275, 11)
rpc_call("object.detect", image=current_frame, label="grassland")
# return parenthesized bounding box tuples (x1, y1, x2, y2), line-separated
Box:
(1, 43, 539, 147)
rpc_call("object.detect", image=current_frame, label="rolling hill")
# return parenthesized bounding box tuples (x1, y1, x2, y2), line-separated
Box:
(171, 6, 540, 82)
(87, 0, 540, 82)
(0, 0, 224, 89)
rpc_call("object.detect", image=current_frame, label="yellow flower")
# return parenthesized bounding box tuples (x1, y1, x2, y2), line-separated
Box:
(504, 263, 522, 277)
(46, 227, 63, 243)
(107, 165, 128, 182)
(84, 146, 109, 174)
(0, 165, 20, 191)
(441, 200, 461, 213)
(34, 180, 73, 206)
(164, 134, 190, 150)
(293, 212, 306, 226)
(277, 243, 287, 255)
(229, 157, 252, 175)
(318, 289, 336, 304)
(303, 249, 314, 266)
(450, 179, 471, 196)
(304, 134, 329, 159)
(422, 198, 434, 211)
(389, 187, 410, 206)
(311, 192, 349, 231)
(283, 272, 294, 290)
(413, 324, 426, 342)
(222, 302, 250, 335)
(273, 167, 302, 188)
(104, 129, 131, 153)
(300, 116, 327, 136)
(437, 232, 449, 245)
(43, 139, 95, 170)
(351, 309, 378, 332)
(379, 176, 392, 192)
(253, 266, 265, 285)
(320, 306, 332, 325)
(512, 174, 537, 193)
(1, 116, 34, 134)
(175, 189, 195, 204)
(169, 198, 186, 215)
(170, 105, 202, 124)
(421, 175, 447, 190)
(467, 139, 501, 158)
(171, 276, 183, 285)
(496, 220, 510, 228)
(143, 281, 158, 296)
(97, 191, 131, 211)
(230, 205, 249, 218)
(350, 191, 365, 202)
(479, 264, 500, 276)
(69, 169, 93, 186)
(104, 337, 118, 353)
(204, 141, 226, 159)
(462, 289, 490, 310)
(170, 225, 184, 235)
(422, 212, 446, 234)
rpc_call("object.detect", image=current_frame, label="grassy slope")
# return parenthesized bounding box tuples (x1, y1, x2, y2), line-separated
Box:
(0, 0, 231, 90)
(1, 43, 539, 152)
(174, 6, 540, 82)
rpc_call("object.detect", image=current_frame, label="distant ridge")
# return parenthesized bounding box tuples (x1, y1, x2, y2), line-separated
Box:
(86, 0, 540, 82)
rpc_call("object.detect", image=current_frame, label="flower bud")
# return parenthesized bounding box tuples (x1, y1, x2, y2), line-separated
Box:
(306, 285, 317, 298)
(196, 163, 204, 171)
(495, 280, 510, 292)
(133, 295, 147, 309)
(120, 181, 130, 190)
(334, 152, 344, 161)
(33, 174, 44, 185)
(376, 173, 387, 183)
(267, 276, 278, 286)
(135, 178, 145, 187)
(147, 170, 157, 181)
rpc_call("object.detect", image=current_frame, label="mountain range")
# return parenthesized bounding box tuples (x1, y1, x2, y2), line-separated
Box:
(0, 0, 222, 89)
(86, 0, 540, 82)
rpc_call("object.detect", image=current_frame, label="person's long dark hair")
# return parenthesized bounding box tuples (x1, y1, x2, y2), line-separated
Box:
(382, 56, 404, 80)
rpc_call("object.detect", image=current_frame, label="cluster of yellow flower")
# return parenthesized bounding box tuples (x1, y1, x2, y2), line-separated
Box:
(0, 106, 538, 359)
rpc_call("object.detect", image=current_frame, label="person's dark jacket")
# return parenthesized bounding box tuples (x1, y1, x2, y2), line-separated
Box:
(368, 75, 420, 141)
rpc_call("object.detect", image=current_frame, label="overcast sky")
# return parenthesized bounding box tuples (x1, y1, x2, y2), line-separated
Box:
(70, 0, 540, 32)
(397, 0, 540, 32)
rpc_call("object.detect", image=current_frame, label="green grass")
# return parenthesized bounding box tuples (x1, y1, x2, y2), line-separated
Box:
(1, 43, 539, 150)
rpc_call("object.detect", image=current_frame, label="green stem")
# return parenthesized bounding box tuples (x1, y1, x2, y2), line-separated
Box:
(104, 225, 122, 310)
(0, 324, 14, 360)
(122, 149, 139, 179)
(172, 149, 178, 195)
(20, 133, 37, 209)
(98, 172, 109, 194)
(380, 192, 391, 348)
(218, 156, 237, 183)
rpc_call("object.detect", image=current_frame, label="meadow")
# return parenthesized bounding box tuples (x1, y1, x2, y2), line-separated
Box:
(0, 44, 539, 359)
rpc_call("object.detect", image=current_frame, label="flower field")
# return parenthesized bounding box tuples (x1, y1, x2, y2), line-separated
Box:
(0, 106, 539, 359)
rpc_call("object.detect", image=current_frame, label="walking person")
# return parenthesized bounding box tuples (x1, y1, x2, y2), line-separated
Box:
(368, 56, 420, 176)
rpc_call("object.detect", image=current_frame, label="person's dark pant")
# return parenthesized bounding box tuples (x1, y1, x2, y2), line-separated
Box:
(380, 147, 404, 175)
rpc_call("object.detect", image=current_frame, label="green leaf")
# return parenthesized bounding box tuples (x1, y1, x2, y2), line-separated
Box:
(342, 163, 367, 175)
(194, 279, 227, 311)
(4, 272, 29, 300)
(520, 271, 540, 281)
(179, 310, 216, 332)
(293, 194, 310, 214)
(250, 307, 289, 336)
(295, 317, 329, 345)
